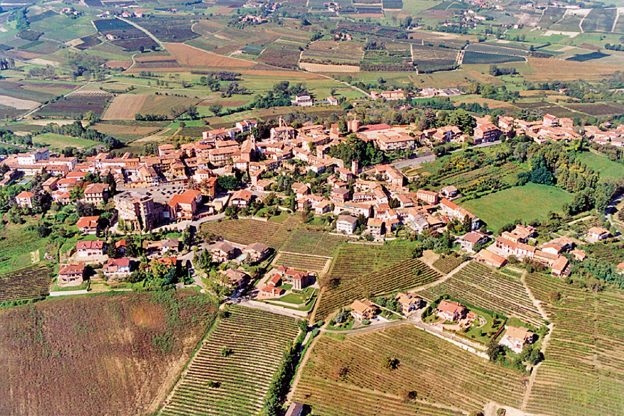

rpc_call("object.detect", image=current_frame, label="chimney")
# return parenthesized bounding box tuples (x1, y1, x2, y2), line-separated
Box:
(351, 160, 359, 175)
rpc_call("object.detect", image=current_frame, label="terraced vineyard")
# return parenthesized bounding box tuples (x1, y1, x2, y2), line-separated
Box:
(161, 306, 300, 416)
(420, 262, 544, 327)
(315, 258, 441, 320)
(293, 326, 526, 414)
(0, 265, 51, 303)
(274, 252, 330, 273)
(525, 273, 624, 416)
(200, 217, 299, 248)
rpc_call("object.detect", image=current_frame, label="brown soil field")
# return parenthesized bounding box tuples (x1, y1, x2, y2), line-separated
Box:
(0, 290, 216, 416)
(139, 95, 199, 116)
(92, 122, 164, 137)
(164, 42, 256, 69)
(299, 62, 361, 73)
(0, 94, 39, 109)
(525, 57, 622, 81)
(102, 94, 148, 120)
(105, 60, 132, 70)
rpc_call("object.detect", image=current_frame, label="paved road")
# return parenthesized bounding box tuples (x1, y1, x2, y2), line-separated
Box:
(392, 153, 436, 170)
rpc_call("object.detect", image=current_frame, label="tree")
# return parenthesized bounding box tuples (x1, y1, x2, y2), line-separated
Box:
(217, 175, 240, 191)
(528, 155, 555, 185)
(384, 356, 400, 370)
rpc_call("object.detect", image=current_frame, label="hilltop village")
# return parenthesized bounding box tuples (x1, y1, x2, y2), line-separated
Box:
(2, 110, 622, 289)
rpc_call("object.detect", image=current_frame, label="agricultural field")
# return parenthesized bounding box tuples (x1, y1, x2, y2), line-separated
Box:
(411, 44, 458, 72)
(462, 184, 574, 232)
(420, 262, 545, 327)
(525, 273, 624, 415)
(463, 51, 526, 65)
(565, 102, 624, 116)
(0, 290, 216, 416)
(361, 43, 414, 71)
(280, 228, 348, 257)
(32, 132, 100, 150)
(91, 121, 166, 141)
(586, 241, 624, 267)
(93, 18, 159, 51)
(274, 252, 330, 273)
(161, 305, 300, 416)
(576, 151, 624, 182)
(293, 326, 526, 415)
(0, 221, 51, 275)
(200, 217, 299, 248)
(0, 264, 51, 304)
(130, 16, 199, 42)
(300, 40, 364, 66)
(163, 42, 256, 69)
(258, 41, 303, 69)
(581, 8, 617, 33)
(35, 91, 113, 119)
(316, 255, 441, 320)
(431, 253, 465, 274)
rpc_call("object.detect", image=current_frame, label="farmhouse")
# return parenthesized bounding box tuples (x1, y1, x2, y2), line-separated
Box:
(103, 258, 132, 280)
(258, 273, 285, 299)
(586, 227, 611, 243)
(223, 269, 249, 288)
(551, 255, 569, 277)
(350, 299, 378, 321)
(474, 122, 501, 144)
(439, 198, 480, 230)
(457, 231, 489, 253)
(367, 218, 384, 239)
(396, 292, 424, 316)
(244, 242, 271, 263)
(499, 326, 534, 354)
(336, 215, 358, 235)
(416, 189, 439, 205)
(437, 300, 467, 322)
(15, 191, 34, 209)
(168, 190, 202, 221)
(371, 89, 406, 101)
(231, 189, 254, 208)
(494, 237, 535, 260)
(76, 216, 100, 234)
(475, 249, 507, 268)
(58, 264, 85, 287)
(76, 240, 106, 257)
(211, 241, 239, 263)
(83, 183, 110, 205)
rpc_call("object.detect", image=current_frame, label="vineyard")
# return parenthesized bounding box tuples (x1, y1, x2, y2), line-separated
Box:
(280, 228, 348, 257)
(432, 253, 465, 274)
(323, 243, 414, 285)
(200, 217, 299, 248)
(274, 252, 330, 273)
(586, 241, 624, 267)
(315, 258, 441, 320)
(293, 326, 526, 414)
(420, 262, 545, 327)
(525, 273, 624, 415)
(161, 306, 300, 416)
(0, 264, 51, 304)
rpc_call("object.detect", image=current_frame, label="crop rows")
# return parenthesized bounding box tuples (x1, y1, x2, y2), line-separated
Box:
(420, 262, 544, 327)
(0, 265, 51, 303)
(280, 229, 348, 257)
(274, 252, 329, 273)
(316, 259, 441, 320)
(293, 326, 525, 414)
(325, 243, 414, 284)
(587, 241, 624, 266)
(161, 306, 299, 416)
(432, 254, 465, 274)
(434, 162, 523, 191)
(201, 217, 298, 248)
(524, 273, 624, 416)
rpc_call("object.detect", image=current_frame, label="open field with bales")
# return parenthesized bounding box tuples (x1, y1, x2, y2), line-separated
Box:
(0, 291, 216, 416)
(462, 184, 574, 231)
(161, 305, 300, 416)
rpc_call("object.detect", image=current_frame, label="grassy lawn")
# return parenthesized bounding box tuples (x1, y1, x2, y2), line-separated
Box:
(0, 221, 49, 275)
(33, 133, 100, 150)
(462, 183, 574, 231)
(577, 151, 624, 182)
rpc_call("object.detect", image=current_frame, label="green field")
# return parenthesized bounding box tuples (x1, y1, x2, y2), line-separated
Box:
(33, 133, 100, 150)
(0, 222, 49, 275)
(577, 151, 624, 182)
(462, 184, 574, 231)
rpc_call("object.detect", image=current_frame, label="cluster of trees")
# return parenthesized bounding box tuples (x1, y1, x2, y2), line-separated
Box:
(252, 81, 309, 109)
(489, 65, 518, 76)
(66, 52, 107, 80)
(39, 121, 123, 149)
(27, 65, 55, 79)
(604, 43, 624, 52)
(327, 135, 383, 167)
